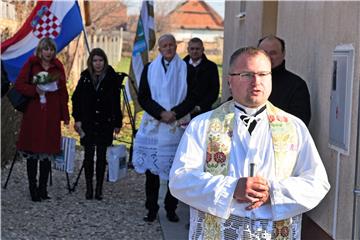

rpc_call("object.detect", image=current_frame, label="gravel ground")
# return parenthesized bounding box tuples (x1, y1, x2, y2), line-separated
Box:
(1, 150, 163, 240)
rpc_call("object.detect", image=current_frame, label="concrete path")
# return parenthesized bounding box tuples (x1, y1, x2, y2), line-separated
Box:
(159, 181, 189, 240)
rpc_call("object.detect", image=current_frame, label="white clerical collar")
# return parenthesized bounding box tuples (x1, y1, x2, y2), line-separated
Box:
(189, 58, 202, 67)
(164, 59, 171, 66)
(163, 58, 171, 71)
(234, 102, 266, 116)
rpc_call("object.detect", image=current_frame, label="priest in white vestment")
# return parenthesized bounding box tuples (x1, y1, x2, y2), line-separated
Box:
(169, 47, 330, 240)
(133, 34, 196, 223)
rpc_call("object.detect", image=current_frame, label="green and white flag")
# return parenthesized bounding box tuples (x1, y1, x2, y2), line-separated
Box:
(127, 0, 155, 112)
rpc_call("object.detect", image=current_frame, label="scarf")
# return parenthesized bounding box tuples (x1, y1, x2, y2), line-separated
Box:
(147, 54, 187, 110)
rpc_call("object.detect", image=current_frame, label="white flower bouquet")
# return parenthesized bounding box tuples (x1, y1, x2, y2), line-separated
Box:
(33, 71, 58, 104)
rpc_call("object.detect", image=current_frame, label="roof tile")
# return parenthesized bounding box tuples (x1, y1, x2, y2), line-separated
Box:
(167, 0, 223, 30)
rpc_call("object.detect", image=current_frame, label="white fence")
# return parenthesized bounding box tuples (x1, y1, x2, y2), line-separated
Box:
(82, 28, 123, 69)
(0, 0, 16, 20)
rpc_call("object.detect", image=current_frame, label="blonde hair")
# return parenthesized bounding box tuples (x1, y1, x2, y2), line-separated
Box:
(35, 37, 57, 59)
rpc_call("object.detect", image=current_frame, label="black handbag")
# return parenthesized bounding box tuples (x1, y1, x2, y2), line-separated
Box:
(6, 63, 32, 113)
(7, 86, 30, 112)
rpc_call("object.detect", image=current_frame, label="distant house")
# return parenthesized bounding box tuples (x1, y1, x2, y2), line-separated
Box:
(81, 1, 128, 67)
(86, 1, 128, 32)
(166, 0, 223, 43)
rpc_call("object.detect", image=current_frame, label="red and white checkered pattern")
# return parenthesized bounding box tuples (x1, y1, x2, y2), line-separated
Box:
(32, 9, 61, 39)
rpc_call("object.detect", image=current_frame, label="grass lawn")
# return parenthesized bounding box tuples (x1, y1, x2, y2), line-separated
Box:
(114, 56, 131, 74)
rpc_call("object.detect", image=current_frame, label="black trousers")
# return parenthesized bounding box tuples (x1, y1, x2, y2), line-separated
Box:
(145, 170, 178, 214)
(83, 144, 107, 182)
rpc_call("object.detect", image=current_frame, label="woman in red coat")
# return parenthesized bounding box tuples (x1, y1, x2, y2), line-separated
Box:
(15, 37, 70, 202)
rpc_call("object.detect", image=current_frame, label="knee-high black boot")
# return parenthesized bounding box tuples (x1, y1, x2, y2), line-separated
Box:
(38, 159, 51, 200)
(95, 146, 107, 200)
(95, 158, 106, 200)
(27, 158, 40, 202)
(84, 145, 95, 200)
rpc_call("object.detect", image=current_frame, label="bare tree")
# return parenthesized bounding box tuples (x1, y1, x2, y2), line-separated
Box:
(154, 1, 178, 34)
(86, 1, 128, 32)
(13, 1, 34, 24)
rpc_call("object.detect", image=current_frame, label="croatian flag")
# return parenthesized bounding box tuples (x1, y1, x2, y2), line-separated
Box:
(1, 0, 83, 82)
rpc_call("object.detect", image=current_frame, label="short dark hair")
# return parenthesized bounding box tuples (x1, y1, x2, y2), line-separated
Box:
(229, 47, 270, 68)
(258, 35, 285, 53)
(188, 37, 203, 46)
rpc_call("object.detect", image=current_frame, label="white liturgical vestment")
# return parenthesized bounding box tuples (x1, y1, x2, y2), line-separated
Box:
(169, 102, 330, 239)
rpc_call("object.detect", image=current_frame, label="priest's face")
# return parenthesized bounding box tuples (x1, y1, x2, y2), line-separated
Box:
(227, 52, 272, 108)
(158, 37, 177, 61)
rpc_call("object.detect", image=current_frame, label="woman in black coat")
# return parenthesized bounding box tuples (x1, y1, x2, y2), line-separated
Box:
(72, 48, 122, 200)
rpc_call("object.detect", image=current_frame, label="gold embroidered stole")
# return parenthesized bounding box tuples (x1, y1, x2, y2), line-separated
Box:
(203, 100, 298, 240)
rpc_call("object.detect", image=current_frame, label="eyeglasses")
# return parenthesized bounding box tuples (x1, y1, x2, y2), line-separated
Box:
(228, 71, 271, 80)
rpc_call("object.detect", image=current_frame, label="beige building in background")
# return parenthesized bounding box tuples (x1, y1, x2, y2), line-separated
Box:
(222, 1, 360, 239)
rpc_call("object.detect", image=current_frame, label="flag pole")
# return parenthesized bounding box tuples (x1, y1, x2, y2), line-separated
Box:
(82, 27, 91, 54)
(80, 0, 91, 54)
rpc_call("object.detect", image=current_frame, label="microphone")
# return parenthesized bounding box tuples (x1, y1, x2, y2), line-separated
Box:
(249, 163, 255, 177)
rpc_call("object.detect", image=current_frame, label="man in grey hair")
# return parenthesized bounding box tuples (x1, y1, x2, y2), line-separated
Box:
(132, 33, 196, 223)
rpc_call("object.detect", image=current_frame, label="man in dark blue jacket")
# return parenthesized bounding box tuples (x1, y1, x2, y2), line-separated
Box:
(258, 35, 311, 126)
(183, 37, 220, 118)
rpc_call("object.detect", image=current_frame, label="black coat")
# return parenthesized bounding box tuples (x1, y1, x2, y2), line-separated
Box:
(138, 62, 196, 120)
(183, 54, 220, 117)
(72, 66, 122, 146)
(269, 61, 311, 126)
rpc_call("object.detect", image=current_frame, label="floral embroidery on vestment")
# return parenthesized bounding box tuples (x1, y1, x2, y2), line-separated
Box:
(202, 100, 299, 239)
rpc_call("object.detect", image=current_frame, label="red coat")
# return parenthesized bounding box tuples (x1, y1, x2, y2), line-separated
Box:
(15, 56, 70, 154)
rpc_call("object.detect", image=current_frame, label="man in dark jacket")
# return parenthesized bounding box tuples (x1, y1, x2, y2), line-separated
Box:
(183, 37, 220, 118)
(258, 35, 311, 126)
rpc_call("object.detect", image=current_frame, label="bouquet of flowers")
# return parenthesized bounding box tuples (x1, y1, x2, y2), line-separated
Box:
(33, 71, 58, 104)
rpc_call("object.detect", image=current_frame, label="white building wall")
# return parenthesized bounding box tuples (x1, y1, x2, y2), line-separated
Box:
(222, 1, 264, 100)
(276, 2, 360, 239)
(173, 29, 223, 42)
(223, 1, 360, 239)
